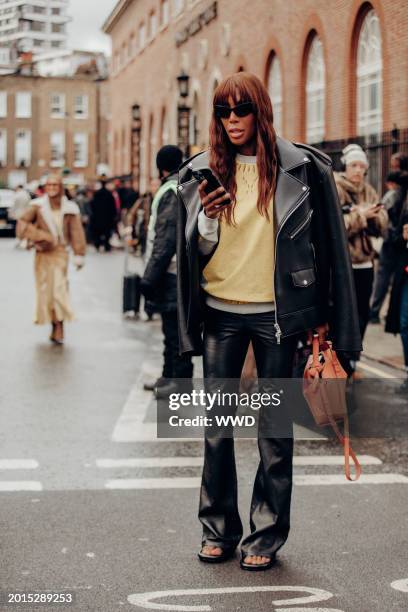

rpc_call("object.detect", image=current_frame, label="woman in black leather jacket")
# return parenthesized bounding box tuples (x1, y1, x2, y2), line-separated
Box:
(176, 72, 361, 571)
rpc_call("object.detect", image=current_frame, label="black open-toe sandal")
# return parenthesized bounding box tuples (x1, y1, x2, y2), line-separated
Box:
(198, 545, 236, 564)
(240, 554, 276, 571)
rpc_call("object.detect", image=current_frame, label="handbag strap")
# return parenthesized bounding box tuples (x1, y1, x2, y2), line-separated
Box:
(312, 336, 362, 481)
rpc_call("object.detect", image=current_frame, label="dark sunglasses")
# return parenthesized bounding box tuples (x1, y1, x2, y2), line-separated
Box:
(214, 102, 254, 119)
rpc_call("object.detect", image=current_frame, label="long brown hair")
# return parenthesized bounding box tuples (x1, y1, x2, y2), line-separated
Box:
(209, 72, 278, 224)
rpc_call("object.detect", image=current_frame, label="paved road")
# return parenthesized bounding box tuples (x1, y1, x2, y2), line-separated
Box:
(1, 239, 407, 612)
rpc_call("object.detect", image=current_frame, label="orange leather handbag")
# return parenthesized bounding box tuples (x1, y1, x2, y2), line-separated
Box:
(303, 335, 362, 481)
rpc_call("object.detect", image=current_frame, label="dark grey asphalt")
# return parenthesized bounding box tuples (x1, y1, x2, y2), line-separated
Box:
(0, 239, 407, 612)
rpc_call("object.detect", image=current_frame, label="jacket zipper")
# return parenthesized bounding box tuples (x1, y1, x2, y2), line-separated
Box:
(273, 189, 310, 344)
(289, 209, 313, 240)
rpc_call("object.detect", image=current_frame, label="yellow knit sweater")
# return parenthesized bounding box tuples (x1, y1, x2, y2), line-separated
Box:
(203, 159, 275, 302)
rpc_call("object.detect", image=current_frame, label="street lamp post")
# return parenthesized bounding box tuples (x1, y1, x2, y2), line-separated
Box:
(177, 70, 191, 159)
(131, 104, 142, 191)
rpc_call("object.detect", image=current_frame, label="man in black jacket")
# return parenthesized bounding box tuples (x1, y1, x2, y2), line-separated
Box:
(140, 145, 193, 396)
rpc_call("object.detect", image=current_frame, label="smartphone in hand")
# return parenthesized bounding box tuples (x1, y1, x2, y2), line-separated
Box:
(192, 169, 232, 206)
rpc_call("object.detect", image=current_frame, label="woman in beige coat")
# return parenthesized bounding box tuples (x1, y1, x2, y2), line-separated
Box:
(334, 144, 388, 377)
(17, 174, 86, 344)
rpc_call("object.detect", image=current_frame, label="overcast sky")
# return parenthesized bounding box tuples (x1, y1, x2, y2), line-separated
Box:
(67, 0, 114, 55)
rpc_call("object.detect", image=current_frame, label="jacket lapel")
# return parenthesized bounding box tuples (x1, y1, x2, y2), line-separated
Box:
(274, 137, 310, 232)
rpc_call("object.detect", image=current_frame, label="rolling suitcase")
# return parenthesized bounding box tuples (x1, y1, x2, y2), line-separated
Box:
(122, 246, 141, 315)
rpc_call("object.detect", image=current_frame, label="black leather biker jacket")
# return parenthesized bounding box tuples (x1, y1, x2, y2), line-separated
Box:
(176, 137, 362, 356)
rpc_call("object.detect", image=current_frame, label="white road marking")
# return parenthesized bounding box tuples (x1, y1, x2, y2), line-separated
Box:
(294, 473, 408, 485)
(0, 459, 39, 469)
(294, 454, 382, 466)
(128, 585, 338, 611)
(112, 369, 161, 443)
(357, 361, 396, 379)
(105, 477, 200, 490)
(97, 455, 381, 469)
(391, 578, 408, 592)
(0, 481, 43, 491)
(105, 472, 407, 490)
(97, 457, 203, 468)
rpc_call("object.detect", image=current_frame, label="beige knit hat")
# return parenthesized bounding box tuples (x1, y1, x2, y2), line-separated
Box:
(341, 144, 369, 167)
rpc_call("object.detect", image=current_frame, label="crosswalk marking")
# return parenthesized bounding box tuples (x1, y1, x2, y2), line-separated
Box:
(105, 477, 200, 490)
(0, 481, 43, 491)
(0, 459, 39, 469)
(96, 454, 382, 469)
(97, 457, 203, 468)
(105, 472, 408, 490)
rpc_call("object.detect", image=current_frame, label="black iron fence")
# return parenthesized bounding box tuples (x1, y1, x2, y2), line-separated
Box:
(314, 127, 408, 196)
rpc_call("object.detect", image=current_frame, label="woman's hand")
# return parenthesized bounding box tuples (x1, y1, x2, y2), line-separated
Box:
(403, 223, 408, 241)
(198, 180, 231, 219)
(363, 203, 383, 219)
(306, 323, 329, 346)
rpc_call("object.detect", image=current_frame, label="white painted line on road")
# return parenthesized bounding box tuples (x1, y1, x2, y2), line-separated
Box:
(97, 454, 381, 469)
(358, 361, 396, 379)
(0, 481, 43, 491)
(391, 578, 408, 592)
(105, 477, 200, 490)
(128, 585, 339, 611)
(106, 472, 408, 490)
(0, 459, 39, 469)
(97, 457, 203, 468)
(295, 473, 408, 485)
(293, 455, 382, 466)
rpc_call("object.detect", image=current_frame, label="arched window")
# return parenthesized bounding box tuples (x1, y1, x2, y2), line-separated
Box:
(305, 36, 325, 144)
(356, 9, 382, 136)
(267, 55, 282, 135)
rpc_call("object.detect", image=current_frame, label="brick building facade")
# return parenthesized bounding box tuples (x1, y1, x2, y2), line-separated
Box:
(0, 73, 109, 187)
(103, 0, 408, 192)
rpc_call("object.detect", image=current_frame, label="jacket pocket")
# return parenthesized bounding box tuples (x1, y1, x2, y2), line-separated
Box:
(291, 267, 316, 287)
(289, 209, 314, 239)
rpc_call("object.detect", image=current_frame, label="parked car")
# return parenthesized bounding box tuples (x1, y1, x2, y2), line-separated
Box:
(0, 189, 17, 236)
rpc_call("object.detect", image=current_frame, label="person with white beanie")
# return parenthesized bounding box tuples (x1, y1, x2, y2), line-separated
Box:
(334, 144, 388, 378)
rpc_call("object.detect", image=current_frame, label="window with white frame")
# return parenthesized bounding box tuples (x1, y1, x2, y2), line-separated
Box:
(73, 132, 88, 167)
(160, 0, 170, 26)
(139, 22, 146, 49)
(15, 91, 32, 118)
(173, 0, 184, 16)
(0, 129, 7, 165)
(356, 9, 382, 136)
(74, 94, 88, 119)
(305, 36, 325, 144)
(0, 91, 7, 118)
(149, 11, 157, 39)
(50, 131, 65, 167)
(15, 129, 31, 166)
(267, 55, 283, 136)
(50, 93, 65, 118)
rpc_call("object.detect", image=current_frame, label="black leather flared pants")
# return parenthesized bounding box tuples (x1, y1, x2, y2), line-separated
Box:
(199, 305, 298, 557)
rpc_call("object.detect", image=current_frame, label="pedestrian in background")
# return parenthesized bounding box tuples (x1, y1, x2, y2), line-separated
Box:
(177, 72, 361, 570)
(140, 145, 193, 395)
(369, 153, 408, 323)
(385, 188, 408, 393)
(9, 184, 31, 248)
(90, 179, 117, 252)
(16, 174, 86, 345)
(334, 143, 388, 378)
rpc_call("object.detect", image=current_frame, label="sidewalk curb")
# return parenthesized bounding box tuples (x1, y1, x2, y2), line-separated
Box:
(363, 351, 406, 373)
